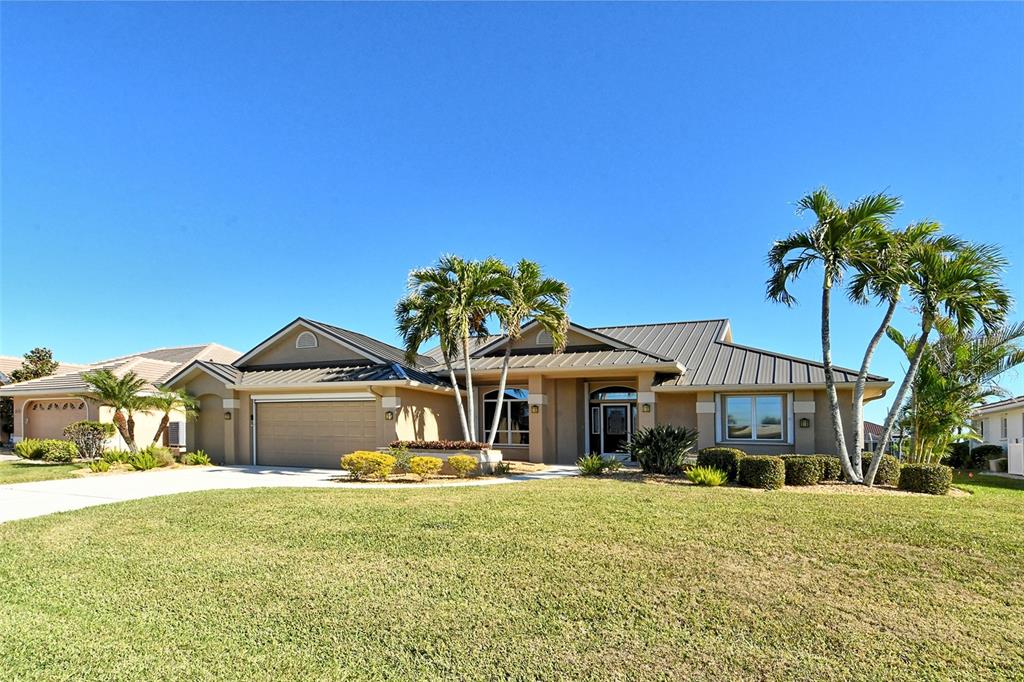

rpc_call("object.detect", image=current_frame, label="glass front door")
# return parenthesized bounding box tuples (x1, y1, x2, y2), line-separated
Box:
(601, 404, 631, 454)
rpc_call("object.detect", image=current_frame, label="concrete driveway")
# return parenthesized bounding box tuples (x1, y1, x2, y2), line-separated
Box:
(0, 464, 579, 524)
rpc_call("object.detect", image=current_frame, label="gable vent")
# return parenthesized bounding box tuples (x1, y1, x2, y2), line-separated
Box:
(296, 331, 318, 349)
(536, 330, 552, 345)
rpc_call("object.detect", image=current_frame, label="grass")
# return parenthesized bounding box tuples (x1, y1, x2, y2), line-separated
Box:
(0, 460, 87, 484)
(1, 475, 1022, 681)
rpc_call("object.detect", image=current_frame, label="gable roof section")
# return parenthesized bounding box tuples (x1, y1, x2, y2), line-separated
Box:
(305, 319, 433, 367)
(233, 318, 422, 368)
(973, 395, 1024, 415)
(164, 358, 447, 390)
(469, 320, 633, 358)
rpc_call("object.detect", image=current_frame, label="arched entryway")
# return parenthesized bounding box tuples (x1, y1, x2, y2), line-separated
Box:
(588, 386, 637, 455)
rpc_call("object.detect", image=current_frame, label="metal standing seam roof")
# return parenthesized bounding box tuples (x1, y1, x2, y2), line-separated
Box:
(233, 363, 447, 387)
(305, 319, 434, 368)
(447, 348, 681, 371)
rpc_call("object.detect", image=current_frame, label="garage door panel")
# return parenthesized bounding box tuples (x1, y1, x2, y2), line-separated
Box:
(255, 401, 377, 468)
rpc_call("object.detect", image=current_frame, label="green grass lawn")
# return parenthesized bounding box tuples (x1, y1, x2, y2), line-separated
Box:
(0, 460, 87, 484)
(1, 474, 1022, 681)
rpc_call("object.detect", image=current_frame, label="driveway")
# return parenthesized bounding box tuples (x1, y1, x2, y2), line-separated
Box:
(0, 464, 579, 524)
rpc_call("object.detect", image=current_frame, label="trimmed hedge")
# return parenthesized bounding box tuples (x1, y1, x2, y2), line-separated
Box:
(447, 455, 479, 478)
(388, 440, 487, 451)
(863, 454, 901, 486)
(738, 456, 785, 490)
(817, 456, 843, 481)
(409, 456, 443, 479)
(696, 447, 745, 482)
(40, 440, 78, 463)
(781, 455, 823, 486)
(898, 463, 952, 495)
(341, 451, 396, 480)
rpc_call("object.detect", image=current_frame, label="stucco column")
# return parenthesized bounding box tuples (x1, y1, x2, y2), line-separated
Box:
(527, 375, 548, 464)
(793, 390, 815, 454)
(637, 372, 656, 431)
(378, 390, 401, 445)
(696, 391, 716, 450)
(223, 399, 240, 463)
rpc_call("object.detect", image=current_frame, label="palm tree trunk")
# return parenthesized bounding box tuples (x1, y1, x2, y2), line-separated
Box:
(486, 344, 513, 449)
(152, 413, 170, 445)
(822, 282, 860, 482)
(462, 333, 477, 442)
(443, 354, 472, 441)
(851, 297, 900, 467)
(865, 318, 933, 485)
(112, 409, 132, 450)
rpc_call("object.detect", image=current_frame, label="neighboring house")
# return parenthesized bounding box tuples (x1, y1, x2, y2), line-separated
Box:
(0, 344, 240, 448)
(0, 355, 89, 386)
(863, 420, 909, 455)
(164, 317, 892, 468)
(971, 396, 1024, 475)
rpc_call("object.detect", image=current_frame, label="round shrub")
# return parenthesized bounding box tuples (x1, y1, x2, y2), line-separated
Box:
(40, 439, 78, 463)
(447, 454, 479, 478)
(63, 420, 116, 460)
(781, 455, 823, 486)
(816, 456, 843, 481)
(864, 454, 901, 486)
(898, 463, 953, 495)
(409, 456, 443, 479)
(341, 451, 396, 480)
(696, 447, 745, 481)
(738, 456, 785, 490)
(142, 445, 175, 468)
(971, 444, 1005, 461)
(13, 438, 46, 460)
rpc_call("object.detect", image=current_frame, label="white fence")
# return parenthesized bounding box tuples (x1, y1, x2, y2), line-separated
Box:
(1009, 443, 1024, 476)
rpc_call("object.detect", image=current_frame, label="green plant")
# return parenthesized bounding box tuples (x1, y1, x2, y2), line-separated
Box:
(577, 453, 605, 476)
(102, 449, 131, 464)
(409, 456, 443, 479)
(492, 461, 511, 475)
(80, 368, 149, 452)
(447, 454, 479, 478)
(40, 439, 79, 463)
(341, 451, 396, 480)
(971, 444, 1005, 462)
(898, 463, 953, 495)
(862, 454, 900, 486)
(184, 450, 212, 466)
(144, 387, 199, 445)
(816, 455, 843, 481)
(739, 456, 786, 490)
(685, 465, 727, 486)
(89, 460, 110, 473)
(628, 425, 699, 475)
(13, 438, 46, 460)
(781, 455, 824, 486)
(387, 440, 487, 451)
(63, 420, 116, 460)
(127, 451, 158, 471)
(696, 447, 745, 481)
(386, 443, 413, 472)
(141, 445, 174, 467)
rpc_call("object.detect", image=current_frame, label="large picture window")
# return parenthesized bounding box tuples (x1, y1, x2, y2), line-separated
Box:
(722, 394, 786, 441)
(483, 388, 529, 446)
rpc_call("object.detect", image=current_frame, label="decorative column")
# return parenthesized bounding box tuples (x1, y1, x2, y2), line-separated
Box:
(695, 391, 716, 450)
(793, 390, 815, 454)
(527, 375, 548, 464)
(637, 371, 656, 431)
(223, 399, 240, 463)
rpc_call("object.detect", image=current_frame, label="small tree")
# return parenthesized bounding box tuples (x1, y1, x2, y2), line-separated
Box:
(1, 347, 61, 440)
(64, 420, 117, 460)
(145, 387, 199, 445)
(81, 370, 148, 452)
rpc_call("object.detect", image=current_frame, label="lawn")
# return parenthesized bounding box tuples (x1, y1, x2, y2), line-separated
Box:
(0, 460, 87, 484)
(1, 474, 1022, 681)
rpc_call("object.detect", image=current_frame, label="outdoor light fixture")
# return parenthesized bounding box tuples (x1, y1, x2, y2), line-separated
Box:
(384, 410, 394, 421)
(641, 403, 651, 413)
(799, 417, 810, 428)
(224, 412, 232, 421)
(530, 405, 540, 414)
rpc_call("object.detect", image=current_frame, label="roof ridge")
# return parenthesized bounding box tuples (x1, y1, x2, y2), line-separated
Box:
(89, 343, 220, 366)
(717, 340, 885, 381)
(594, 318, 729, 330)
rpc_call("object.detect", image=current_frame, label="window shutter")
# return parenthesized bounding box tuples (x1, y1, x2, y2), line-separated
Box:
(167, 421, 185, 447)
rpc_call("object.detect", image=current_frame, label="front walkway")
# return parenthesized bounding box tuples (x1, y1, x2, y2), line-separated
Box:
(0, 464, 579, 524)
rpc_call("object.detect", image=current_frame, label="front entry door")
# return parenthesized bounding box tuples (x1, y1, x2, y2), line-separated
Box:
(601, 404, 631, 454)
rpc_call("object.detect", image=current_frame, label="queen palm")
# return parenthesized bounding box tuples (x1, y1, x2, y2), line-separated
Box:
(81, 369, 148, 452)
(485, 260, 570, 449)
(767, 188, 902, 483)
(146, 387, 199, 446)
(865, 240, 1011, 484)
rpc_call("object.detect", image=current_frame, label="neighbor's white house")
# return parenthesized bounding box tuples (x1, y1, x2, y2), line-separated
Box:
(972, 395, 1024, 475)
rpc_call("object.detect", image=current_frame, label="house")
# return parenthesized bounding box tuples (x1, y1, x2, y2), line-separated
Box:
(0, 344, 240, 448)
(863, 420, 908, 454)
(162, 316, 892, 468)
(0, 355, 90, 444)
(971, 396, 1024, 475)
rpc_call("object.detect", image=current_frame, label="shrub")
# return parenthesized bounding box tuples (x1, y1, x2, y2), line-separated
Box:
(944, 441, 971, 468)
(685, 465, 727, 486)
(141, 445, 174, 467)
(447, 454, 479, 478)
(971, 444, 1005, 466)
(63, 420, 116, 460)
(409, 456, 443, 479)
(387, 443, 413, 473)
(898, 463, 953, 495)
(39, 439, 79, 463)
(89, 460, 110, 473)
(341, 451, 396, 480)
(863, 454, 901, 486)
(127, 451, 158, 471)
(696, 447, 745, 481)
(492, 461, 511, 475)
(628, 425, 699, 475)
(782, 455, 823, 486)
(184, 450, 212, 466)
(102, 449, 131, 464)
(576, 453, 623, 476)
(13, 438, 45, 460)
(738, 456, 786, 490)
(817, 456, 843, 481)
(388, 439, 487, 451)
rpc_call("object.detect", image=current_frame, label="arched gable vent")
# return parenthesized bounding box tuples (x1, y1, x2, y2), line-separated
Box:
(295, 331, 319, 349)
(536, 330, 552, 345)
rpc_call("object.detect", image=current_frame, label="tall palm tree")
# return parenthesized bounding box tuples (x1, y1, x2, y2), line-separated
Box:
(767, 188, 902, 482)
(80, 369, 148, 452)
(865, 240, 1011, 484)
(485, 260, 570, 449)
(146, 387, 199, 445)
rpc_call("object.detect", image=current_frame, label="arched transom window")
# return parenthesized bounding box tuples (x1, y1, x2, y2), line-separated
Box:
(483, 388, 529, 446)
(590, 386, 637, 401)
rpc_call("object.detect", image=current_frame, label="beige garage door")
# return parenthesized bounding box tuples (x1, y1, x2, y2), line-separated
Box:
(255, 400, 377, 468)
(26, 400, 87, 439)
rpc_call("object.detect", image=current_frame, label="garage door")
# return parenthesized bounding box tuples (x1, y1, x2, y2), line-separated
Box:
(26, 400, 87, 439)
(255, 400, 377, 468)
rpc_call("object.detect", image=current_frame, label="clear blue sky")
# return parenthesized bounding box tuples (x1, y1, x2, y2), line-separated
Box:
(2, 2, 1022, 421)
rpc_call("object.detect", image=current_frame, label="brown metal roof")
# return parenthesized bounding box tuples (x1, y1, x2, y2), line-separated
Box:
(235, 362, 446, 387)
(448, 348, 681, 372)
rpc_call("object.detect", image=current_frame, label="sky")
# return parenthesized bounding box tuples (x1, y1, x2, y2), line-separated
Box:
(1, 2, 1022, 422)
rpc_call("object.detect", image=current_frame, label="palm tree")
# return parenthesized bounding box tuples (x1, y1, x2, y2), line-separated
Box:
(81, 369, 148, 452)
(865, 240, 1011, 484)
(766, 188, 902, 482)
(146, 387, 199, 445)
(485, 260, 570, 449)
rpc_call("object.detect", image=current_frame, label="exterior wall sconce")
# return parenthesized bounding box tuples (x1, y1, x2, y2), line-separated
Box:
(224, 412, 232, 421)
(641, 403, 652, 413)
(798, 417, 810, 428)
(530, 405, 540, 414)
(384, 410, 394, 421)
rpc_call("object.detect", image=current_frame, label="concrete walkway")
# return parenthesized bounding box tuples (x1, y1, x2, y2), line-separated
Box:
(0, 464, 579, 524)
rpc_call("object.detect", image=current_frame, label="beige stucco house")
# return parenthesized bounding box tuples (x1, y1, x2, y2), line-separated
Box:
(0, 344, 240, 449)
(162, 316, 892, 468)
(0, 355, 89, 444)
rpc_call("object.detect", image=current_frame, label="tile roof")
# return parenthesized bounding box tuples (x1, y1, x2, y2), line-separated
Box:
(0, 356, 89, 383)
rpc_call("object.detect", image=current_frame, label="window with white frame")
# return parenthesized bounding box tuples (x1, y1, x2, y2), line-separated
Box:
(482, 388, 529, 446)
(722, 394, 786, 441)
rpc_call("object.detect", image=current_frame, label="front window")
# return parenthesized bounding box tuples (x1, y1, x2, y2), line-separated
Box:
(483, 388, 529, 446)
(722, 394, 786, 441)
(1001, 417, 1008, 439)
